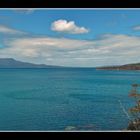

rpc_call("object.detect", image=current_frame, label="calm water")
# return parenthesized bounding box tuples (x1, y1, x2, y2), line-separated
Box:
(0, 68, 140, 131)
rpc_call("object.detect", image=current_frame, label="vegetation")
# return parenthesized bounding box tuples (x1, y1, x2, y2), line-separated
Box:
(127, 84, 140, 130)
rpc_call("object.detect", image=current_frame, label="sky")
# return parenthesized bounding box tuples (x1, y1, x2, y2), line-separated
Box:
(0, 9, 140, 67)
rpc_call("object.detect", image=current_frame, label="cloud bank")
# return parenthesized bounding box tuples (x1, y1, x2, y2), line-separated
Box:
(1, 34, 140, 67)
(0, 24, 140, 67)
(51, 19, 89, 34)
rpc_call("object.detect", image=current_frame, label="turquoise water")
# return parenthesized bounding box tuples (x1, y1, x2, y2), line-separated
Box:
(0, 68, 140, 131)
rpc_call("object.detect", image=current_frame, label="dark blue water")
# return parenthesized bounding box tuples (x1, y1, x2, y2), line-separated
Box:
(0, 68, 139, 131)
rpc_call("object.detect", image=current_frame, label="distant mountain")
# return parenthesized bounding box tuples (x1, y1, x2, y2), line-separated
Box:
(96, 63, 140, 70)
(0, 58, 62, 68)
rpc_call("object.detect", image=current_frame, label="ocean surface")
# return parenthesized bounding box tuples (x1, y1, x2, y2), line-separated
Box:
(0, 68, 140, 131)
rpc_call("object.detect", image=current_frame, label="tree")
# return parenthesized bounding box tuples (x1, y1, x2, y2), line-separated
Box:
(127, 84, 140, 130)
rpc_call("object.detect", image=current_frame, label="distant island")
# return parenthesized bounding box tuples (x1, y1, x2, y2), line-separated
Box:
(0, 58, 62, 68)
(96, 63, 140, 70)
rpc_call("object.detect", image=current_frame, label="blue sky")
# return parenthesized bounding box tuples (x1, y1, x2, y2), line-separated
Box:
(0, 9, 140, 67)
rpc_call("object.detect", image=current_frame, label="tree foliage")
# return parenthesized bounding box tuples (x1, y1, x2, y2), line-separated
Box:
(127, 84, 140, 130)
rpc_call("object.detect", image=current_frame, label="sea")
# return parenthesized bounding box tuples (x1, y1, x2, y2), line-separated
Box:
(0, 68, 140, 131)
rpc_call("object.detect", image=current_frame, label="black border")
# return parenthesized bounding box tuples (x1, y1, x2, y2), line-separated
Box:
(0, 132, 139, 139)
(0, 0, 140, 139)
(0, 0, 140, 8)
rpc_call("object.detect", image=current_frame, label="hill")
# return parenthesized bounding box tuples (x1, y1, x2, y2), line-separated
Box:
(0, 58, 62, 68)
(96, 63, 140, 70)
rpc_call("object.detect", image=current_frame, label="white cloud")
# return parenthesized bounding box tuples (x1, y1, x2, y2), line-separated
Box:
(51, 19, 89, 34)
(132, 25, 140, 31)
(13, 8, 35, 14)
(1, 34, 140, 67)
(0, 25, 26, 34)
